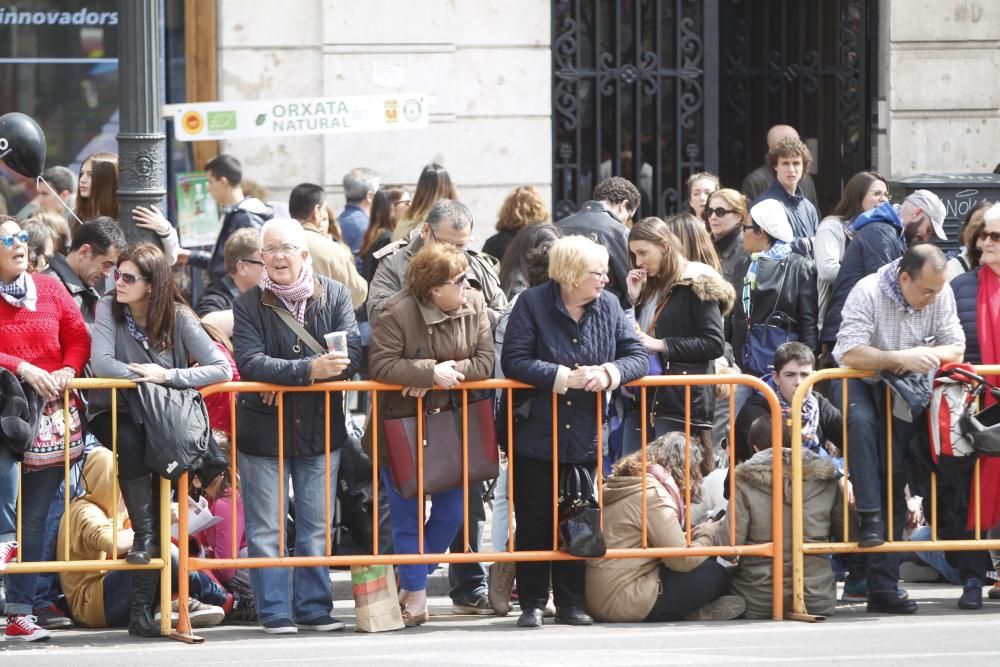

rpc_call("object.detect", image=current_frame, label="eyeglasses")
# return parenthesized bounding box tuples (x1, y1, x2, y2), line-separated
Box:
(113, 268, 149, 285)
(589, 270, 610, 279)
(741, 224, 756, 232)
(428, 226, 469, 250)
(981, 231, 1000, 244)
(394, 199, 412, 208)
(0, 230, 29, 248)
(705, 207, 738, 219)
(239, 258, 265, 266)
(442, 273, 469, 287)
(868, 190, 891, 201)
(261, 244, 300, 257)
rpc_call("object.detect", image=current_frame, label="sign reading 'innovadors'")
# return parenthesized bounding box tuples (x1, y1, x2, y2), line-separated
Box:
(169, 94, 429, 142)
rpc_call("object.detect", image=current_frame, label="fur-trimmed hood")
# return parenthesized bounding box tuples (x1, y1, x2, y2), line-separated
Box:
(679, 262, 736, 315)
(735, 447, 840, 504)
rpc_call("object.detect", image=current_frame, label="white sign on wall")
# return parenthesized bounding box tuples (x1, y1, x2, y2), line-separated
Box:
(169, 93, 429, 142)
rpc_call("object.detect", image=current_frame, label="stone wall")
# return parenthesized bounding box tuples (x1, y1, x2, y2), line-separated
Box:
(882, 0, 1000, 177)
(217, 0, 552, 245)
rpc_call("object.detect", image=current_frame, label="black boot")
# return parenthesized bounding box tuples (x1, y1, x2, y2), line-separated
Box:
(120, 475, 155, 565)
(857, 510, 885, 548)
(128, 553, 161, 638)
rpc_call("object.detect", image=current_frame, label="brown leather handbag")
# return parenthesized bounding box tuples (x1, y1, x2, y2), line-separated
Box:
(384, 393, 499, 499)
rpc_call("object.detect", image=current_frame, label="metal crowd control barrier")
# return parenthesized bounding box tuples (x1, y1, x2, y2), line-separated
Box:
(789, 365, 1000, 621)
(4, 378, 173, 638)
(171, 374, 785, 639)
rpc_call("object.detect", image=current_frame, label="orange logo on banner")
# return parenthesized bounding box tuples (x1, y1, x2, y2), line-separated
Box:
(182, 111, 204, 134)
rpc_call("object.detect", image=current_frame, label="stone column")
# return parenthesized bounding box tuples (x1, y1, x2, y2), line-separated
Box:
(117, 0, 166, 246)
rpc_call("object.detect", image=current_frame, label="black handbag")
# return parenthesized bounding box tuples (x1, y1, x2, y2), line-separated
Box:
(964, 401, 1000, 456)
(558, 465, 606, 557)
(131, 381, 213, 481)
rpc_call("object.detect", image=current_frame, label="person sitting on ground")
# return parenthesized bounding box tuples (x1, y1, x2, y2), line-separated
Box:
(57, 448, 227, 632)
(585, 433, 745, 623)
(734, 342, 842, 463)
(722, 414, 843, 619)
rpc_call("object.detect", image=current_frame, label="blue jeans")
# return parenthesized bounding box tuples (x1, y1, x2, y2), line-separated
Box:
(908, 525, 961, 585)
(841, 378, 913, 594)
(0, 443, 17, 543)
(3, 466, 62, 615)
(382, 469, 464, 592)
(448, 483, 488, 601)
(34, 440, 93, 607)
(100, 549, 228, 627)
(239, 451, 341, 625)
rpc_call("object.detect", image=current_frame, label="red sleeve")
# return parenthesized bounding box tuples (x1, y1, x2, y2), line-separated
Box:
(52, 280, 91, 374)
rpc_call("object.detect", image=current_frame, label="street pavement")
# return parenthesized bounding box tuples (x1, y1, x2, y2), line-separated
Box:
(3, 580, 1000, 666)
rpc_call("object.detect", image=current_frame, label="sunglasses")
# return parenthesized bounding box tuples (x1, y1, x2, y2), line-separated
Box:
(980, 231, 1000, 244)
(705, 207, 738, 219)
(0, 230, 29, 248)
(113, 268, 149, 285)
(239, 258, 264, 266)
(442, 273, 469, 287)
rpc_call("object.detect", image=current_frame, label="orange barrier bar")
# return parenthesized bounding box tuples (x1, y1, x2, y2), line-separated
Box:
(175, 373, 786, 636)
(790, 365, 1000, 620)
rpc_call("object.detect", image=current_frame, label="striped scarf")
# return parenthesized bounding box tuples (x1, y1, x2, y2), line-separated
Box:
(742, 241, 791, 317)
(261, 262, 314, 324)
(0, 272, 36, 311)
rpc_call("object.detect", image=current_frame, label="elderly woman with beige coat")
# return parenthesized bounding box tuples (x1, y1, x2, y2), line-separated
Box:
(585, 433, 745, 622)
(367, 243, 494, 626)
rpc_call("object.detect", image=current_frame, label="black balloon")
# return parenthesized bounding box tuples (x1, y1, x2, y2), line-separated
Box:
(0, 112, 46, 179)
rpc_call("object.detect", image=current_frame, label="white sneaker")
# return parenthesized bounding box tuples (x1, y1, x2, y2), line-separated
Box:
(154, 599, 225, 628)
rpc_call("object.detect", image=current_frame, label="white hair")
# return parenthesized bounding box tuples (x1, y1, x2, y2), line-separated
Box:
(260, 217, 308, 250)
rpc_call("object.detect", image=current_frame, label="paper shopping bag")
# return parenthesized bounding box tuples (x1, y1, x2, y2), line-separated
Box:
(351, 564, 405, 632)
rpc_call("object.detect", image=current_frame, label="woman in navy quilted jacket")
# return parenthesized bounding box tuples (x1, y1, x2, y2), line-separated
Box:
(501, 235, 647, 629)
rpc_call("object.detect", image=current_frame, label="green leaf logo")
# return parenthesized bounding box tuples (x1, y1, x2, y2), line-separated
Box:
(255, 113, 267, 126)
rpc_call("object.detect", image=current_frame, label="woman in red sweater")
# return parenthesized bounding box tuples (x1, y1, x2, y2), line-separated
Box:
(0, 217, 90, 642)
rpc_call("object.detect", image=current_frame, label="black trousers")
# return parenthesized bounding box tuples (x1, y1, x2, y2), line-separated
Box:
(90, 410, 153, 480)
(644, 559, 730, 622)
(513, 456, 588, 611)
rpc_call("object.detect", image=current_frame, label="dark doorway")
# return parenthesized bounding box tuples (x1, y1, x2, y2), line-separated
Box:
(551, 0, 717, 221)
(718, 0, 879, 212)
(551, 0, 878, 218)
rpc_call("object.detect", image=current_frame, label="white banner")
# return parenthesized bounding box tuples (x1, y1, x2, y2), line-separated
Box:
(169, 93, 429, 142)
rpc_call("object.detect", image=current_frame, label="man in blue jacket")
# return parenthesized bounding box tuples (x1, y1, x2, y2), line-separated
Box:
(821, 189, 946, 347)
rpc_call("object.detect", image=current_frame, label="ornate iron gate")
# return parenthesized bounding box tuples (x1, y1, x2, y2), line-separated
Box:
(717, 0, 877, 211)
(551, 0, 716, 220)
(551, 0, 877, 218)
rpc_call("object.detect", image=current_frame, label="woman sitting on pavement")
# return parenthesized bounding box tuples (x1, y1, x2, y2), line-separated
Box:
(585, 432, 745, 622)
(722, 414, 843, 619)
(57, 448, 227, 632)
(367, 243, 495, 626)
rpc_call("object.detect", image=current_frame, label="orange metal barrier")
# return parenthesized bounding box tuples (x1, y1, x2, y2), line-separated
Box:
(4, 378, 173, 637)
(170, 373, 785, 639)
(789, 365, 1000, 621)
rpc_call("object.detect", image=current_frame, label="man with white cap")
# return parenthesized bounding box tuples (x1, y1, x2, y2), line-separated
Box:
(732, 198, 819, 383)
(821, 189, 947, 346)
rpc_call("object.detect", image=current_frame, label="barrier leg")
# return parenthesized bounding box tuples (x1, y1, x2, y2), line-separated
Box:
(159, 476, 172, 637)
(170, 471, 205, 643)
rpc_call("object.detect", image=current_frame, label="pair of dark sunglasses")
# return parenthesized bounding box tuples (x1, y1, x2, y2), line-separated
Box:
(113, 268, 149, 285)
(704, 207, 738, 219)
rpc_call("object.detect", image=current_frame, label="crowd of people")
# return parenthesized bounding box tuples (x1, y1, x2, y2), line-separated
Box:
(2, 122, 1000, 642)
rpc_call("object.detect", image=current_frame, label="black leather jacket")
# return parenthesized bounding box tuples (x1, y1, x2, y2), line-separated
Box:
(731, 251, 819, 364)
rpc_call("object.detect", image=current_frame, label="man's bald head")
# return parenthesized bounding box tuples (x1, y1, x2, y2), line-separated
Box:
(766, 124, 800, 149)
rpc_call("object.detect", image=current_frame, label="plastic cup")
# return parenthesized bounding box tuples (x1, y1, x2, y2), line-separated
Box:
(324, 331, 347, 354)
